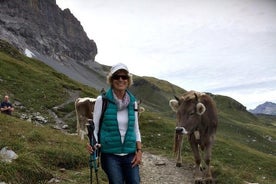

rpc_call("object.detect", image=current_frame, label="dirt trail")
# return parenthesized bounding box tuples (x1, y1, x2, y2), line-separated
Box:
(140, 152, 194, 184)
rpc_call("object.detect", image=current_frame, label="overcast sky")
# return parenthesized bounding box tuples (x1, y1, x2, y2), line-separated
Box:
(56, 0, 276, 110)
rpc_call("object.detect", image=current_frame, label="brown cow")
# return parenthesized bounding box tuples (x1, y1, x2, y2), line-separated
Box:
(75, 97, 96, 140)
(169, 91, 218, 183)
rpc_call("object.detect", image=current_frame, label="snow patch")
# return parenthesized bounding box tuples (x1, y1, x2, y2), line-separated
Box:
(24, 49, 35, 58)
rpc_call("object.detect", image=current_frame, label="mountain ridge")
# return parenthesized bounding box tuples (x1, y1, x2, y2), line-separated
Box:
(249, 101, 276, 115)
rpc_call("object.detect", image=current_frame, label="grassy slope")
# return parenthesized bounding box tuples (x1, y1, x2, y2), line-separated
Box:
(0, 40, 275, 184)
(130, 76, 186, 115)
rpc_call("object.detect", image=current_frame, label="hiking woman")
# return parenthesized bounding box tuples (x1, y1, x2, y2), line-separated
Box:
(87, 63, 142, 184)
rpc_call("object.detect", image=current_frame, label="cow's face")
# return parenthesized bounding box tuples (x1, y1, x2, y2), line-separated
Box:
(169, 93, 206, 135)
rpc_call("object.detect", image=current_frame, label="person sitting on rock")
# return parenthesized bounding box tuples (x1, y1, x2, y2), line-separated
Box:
(0, 95, 14, 115)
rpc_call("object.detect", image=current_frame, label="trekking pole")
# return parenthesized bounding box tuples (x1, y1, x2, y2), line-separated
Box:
(87, 119, 99, 184)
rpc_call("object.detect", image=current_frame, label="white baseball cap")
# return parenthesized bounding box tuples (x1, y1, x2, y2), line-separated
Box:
(110, 63, 129, 75)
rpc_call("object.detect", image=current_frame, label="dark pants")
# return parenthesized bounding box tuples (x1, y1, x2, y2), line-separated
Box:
(101, 153, 140, 184)
(1, 110, 12, 115)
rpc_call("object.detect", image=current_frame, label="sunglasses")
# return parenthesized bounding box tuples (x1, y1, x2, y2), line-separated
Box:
(112, 74, 129, 80)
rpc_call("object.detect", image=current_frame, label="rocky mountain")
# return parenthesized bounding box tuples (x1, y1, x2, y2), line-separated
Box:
(0, 0, 109, 90)
(0, 0, 97, 62)
(249, 102, 276, 115)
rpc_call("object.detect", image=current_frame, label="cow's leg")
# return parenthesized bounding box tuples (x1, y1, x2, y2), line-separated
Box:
(190, 141, 202, 181)
(203, 143, 213, 182)
(78, 115, 87, 140)
(76, 114, 80, 135)
(75, 107, 80, 136)
(176, 134, 183, 167)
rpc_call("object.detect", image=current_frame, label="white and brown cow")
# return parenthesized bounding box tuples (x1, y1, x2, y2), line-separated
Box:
(75, 97, 96, 140)
(169, 91, 218, 183)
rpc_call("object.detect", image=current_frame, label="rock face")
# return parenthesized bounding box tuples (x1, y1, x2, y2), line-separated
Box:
(249, 102, 276, 115)
(0, 0, 97, 62)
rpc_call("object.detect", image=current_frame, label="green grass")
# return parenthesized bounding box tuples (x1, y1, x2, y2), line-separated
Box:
(1, 40, 275, 184)
(0, 115, 108, 184)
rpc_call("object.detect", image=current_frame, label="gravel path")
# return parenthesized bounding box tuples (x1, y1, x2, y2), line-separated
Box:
(140, 152, 194, 184)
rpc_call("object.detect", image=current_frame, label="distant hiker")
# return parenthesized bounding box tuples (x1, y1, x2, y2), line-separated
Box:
(87, 63, 142, 183)
(0, 95, 14, 115)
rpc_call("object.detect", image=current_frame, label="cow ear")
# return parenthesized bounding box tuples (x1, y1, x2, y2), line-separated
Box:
(196, 102, 206, 115)
(169, 99, 179, 112)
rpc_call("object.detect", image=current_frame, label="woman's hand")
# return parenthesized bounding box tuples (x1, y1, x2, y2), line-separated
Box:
(86, 143, 101, 154)
(131, 150, 142, 167)
(86, 143, 93, 154)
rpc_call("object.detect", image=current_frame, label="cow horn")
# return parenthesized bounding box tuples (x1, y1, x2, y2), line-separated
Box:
(196, 102, 206, 115)
(194, 93, 198, 102)
(169, 99, 179, 112)
(174, 95, 180, 102)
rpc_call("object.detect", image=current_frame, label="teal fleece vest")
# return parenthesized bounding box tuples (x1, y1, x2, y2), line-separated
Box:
(100, 89, 137, 154)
